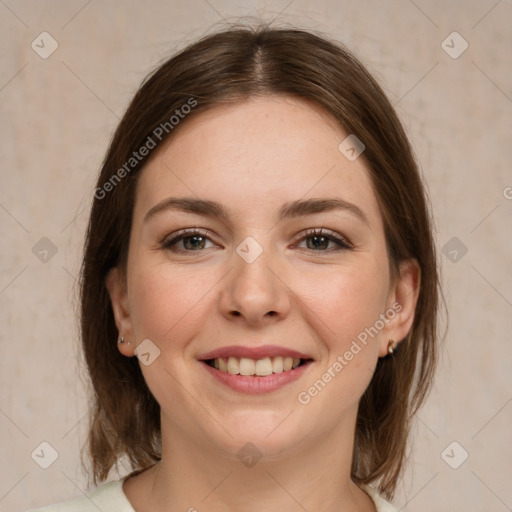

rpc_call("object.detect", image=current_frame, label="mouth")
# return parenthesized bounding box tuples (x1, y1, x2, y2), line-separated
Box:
(203, 356, 312, 376)
(197, 345, 314, 394)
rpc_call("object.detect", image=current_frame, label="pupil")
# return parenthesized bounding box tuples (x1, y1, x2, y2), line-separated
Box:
(185, 236, 204, 250)
(309, 236, 328, 250)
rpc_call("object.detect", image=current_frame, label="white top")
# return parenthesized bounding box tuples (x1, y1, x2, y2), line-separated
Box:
(29, 479, 397, 512)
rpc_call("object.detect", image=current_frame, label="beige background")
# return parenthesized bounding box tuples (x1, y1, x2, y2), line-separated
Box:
(1, 1, 511, 511)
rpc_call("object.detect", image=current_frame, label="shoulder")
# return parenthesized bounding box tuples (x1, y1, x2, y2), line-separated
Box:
(28, 480, 135, 512)
(361, 484, 398, 512)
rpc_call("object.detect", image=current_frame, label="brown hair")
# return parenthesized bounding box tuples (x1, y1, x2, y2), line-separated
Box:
(80, 21, 440, 500)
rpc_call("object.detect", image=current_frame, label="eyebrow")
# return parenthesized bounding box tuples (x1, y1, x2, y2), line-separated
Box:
(144, 197, 369, 225)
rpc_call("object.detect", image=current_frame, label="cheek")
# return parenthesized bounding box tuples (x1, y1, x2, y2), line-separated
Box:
(294, 263, 388, 415)
(126, 262, 216, 410)
(128, 260, 216, 344)
(296, 259, 389, 349)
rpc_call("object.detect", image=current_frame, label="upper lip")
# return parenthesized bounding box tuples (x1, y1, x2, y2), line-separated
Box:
(198, 344, 313, 361)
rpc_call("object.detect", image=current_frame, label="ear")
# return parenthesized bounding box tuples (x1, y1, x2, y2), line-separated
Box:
(379, 258, 421, 357)
(105, 266, 135, 357)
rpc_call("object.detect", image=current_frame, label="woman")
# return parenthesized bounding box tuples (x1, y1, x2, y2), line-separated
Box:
(33, 22, 439, 512)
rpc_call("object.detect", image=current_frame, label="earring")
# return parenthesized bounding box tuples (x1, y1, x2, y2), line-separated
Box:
(118, 336, 131, 345)
(387, 339, 396, 355)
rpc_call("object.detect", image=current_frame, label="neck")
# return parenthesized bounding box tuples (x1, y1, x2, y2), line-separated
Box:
(123, 410, 375, 512)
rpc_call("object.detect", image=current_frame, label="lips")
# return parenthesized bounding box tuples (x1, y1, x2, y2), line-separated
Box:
(198, 344, 312, 361)
(198, 345, 314, 393)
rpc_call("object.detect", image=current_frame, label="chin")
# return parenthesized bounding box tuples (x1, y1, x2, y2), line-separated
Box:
(206, 409, 308, 463)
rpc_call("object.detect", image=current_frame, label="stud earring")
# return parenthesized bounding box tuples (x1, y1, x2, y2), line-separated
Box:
(118, 336, 131, 345)
(387, 339, 396, 355)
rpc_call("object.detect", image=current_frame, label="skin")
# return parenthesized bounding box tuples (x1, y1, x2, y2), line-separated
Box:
(106, 95, 420, 512)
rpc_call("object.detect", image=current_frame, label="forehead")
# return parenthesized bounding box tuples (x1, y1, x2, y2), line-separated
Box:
(133, 95, 382, 228)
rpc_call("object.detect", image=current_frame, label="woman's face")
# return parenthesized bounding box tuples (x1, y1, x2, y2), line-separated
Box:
(107, 95, 418, 461)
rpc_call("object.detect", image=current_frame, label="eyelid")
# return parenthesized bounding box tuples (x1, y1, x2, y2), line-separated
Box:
(160, 227, 221, 251)
(160, 226, 353, 254)
(294, 227, 353, 251)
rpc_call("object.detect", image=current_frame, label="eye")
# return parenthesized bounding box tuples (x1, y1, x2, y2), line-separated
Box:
(295, 228, 352, 252)
(161, 228, 218, 253)
(160, 227, 352, 255)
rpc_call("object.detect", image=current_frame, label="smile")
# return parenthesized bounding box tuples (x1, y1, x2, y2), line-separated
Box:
(205, 356, 307, 376)
(198, 345, 314, 394)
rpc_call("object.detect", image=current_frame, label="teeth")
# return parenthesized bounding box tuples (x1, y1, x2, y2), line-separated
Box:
(211, 356, 305, 376)
(239, 357, 255, 376)
(272, 356, 283, 373)
(227, 357, 240, 374)
(255, 357, 273, 376)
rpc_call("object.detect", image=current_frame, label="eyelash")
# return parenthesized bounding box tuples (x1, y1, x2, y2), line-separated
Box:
(160, 227, 353, 254)
(299, 228, 353, 252)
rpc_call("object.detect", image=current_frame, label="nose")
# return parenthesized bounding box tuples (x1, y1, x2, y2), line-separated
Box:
(219, 243, 291, 327)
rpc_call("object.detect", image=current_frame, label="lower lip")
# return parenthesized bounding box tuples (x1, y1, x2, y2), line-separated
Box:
(200, 361, 312, 394)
